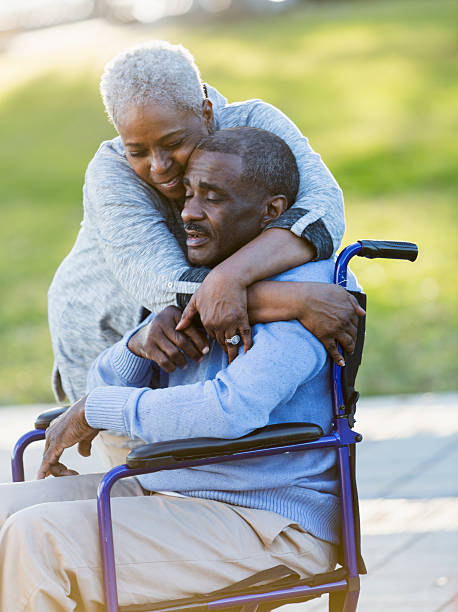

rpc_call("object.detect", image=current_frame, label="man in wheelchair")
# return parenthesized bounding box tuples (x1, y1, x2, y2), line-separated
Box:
(0, 127, 360, 611)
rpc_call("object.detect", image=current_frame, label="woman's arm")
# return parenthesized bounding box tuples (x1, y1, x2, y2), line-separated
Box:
(139, 281, 364, 371)
(177, 275, 365, 366)
(246, 281, 365, 366)
(177, 228, 314, 354)
(216, 95, 345, 259)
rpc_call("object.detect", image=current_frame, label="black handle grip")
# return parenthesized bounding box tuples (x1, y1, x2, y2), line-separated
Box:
(358, 240, 418, 261)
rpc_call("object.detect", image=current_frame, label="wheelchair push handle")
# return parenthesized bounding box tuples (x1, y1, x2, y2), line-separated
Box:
(358, 240, 418, 262)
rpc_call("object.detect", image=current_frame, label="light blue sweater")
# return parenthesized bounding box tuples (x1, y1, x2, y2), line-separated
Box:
(86, 260, 359, 545)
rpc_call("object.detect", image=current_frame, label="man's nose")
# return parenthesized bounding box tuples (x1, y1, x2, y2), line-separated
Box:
(181, 195, 205, 223)
(149, 149, 172, 175)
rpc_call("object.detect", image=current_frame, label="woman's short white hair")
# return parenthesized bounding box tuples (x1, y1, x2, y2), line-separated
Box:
(100, 40, 205, 126)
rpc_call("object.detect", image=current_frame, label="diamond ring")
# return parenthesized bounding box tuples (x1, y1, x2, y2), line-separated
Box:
(225, 334, 241, 346)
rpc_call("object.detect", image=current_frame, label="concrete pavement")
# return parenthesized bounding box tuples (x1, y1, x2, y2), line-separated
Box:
(1, 393, 457, 611)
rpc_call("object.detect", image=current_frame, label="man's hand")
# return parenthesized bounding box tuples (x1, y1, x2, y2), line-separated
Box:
(296, 283, 365, 366)
(129, 306, 210, 373)
(177, 270, 252, 364)
(37, 396, 99, 479)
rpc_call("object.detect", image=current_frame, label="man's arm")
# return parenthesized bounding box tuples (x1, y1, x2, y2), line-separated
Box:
(86, 325, 155, 392)
(84, 318, 327, 443)
(37, 313, 327, 478)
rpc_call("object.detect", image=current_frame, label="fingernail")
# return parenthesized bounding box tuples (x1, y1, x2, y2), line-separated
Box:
(202, 346, 210, 354)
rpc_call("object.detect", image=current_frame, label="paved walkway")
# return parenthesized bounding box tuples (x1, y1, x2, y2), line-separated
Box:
(1, 393, 457, 611)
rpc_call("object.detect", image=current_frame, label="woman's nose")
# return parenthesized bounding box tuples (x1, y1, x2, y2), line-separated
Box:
(149, 150, 172, 174)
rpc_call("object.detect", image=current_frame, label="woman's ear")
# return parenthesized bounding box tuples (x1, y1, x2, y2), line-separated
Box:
(202, 99, 214, 134)
(260, 195, 288, 229)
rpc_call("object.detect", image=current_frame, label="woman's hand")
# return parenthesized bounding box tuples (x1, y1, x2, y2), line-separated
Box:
(128, 306, 209, 373)
(295, 283, 365, 366)
(177, 269, 252, 364)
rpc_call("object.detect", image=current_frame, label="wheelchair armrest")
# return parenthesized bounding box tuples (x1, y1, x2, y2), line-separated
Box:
(34, 406, 69, 430)
(126, 422, 323, 469)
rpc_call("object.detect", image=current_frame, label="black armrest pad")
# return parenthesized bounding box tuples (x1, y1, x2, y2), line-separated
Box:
(35, 406, 69, 430)
(126, 422, 323, 469)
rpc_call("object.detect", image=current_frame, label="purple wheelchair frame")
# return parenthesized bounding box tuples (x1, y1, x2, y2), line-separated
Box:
(11, 240, 418, 612)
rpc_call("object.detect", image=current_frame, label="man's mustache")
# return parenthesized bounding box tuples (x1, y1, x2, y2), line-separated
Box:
(184, 222, 210, 237)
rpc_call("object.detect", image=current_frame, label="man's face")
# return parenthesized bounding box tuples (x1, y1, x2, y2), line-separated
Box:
(182, 150, 265, 267)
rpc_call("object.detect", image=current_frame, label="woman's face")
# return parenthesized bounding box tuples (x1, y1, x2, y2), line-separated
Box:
(117, 100, 214, 200)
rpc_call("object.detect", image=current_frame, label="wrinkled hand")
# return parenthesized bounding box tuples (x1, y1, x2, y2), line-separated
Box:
(297, 283, 366, 366)
(177, 270, 252, 363)
(129, 306, 210, 373)
(37, 396, 99, 479)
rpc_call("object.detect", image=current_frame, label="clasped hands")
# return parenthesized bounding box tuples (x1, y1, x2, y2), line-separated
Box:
(37, 276, 364, 479)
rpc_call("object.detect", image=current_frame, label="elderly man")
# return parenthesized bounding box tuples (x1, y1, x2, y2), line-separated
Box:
(0, 128, 359, 612)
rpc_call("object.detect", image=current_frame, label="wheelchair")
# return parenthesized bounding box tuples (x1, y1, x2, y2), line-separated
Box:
(11, 239, 418, 612)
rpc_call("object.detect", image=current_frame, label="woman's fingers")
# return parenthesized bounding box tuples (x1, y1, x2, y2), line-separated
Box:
(350, 294, 366, 317)
(335, 331, 356, 356)
(224, 331, 240, 364)
(323, 339, 345, 367)
(239, 323, 253, 353)
(223, 321, 252, 364)
(176, 298, 198, 331)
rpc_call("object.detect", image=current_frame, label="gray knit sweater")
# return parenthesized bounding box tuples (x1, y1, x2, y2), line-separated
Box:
(48, 86, 345, 402)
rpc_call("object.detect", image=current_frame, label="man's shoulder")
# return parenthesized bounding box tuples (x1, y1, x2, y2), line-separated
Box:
(271, 259, 335, 283)
(271, 259, 360, 291)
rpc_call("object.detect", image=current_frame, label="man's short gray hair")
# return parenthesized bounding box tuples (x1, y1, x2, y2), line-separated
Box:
(195, 127, 300, 207)
(100, 40, 205, 127)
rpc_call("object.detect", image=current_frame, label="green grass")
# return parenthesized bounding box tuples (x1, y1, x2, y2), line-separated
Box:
(0, 0, 457, 404)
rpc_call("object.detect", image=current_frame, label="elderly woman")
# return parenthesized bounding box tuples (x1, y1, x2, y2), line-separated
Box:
(48, 41, 362, 463)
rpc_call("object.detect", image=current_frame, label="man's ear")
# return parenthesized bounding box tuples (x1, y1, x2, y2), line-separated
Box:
(202, 99, 214, 134)
(260, 195, 288, 229)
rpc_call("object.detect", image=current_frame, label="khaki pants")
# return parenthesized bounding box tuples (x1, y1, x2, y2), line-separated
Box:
(0, 474, 336, 612)
(92, 430, 142, 469)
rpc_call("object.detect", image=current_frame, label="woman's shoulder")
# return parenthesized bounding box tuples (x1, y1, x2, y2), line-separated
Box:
(87, 136, 128, 173)
(84, 136, 160, 204)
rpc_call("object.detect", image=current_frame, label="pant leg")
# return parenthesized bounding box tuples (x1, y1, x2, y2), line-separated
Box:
(92, 430, 144, 470)
(0, 492, 336, 612)
(0, 472, 144, 528)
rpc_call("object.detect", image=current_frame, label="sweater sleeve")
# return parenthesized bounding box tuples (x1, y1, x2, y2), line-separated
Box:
(83, 140, 210, 312)
(86, 314, 162, 392)
(218, 99, 345, 259)
(85, 319, 327, 442)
